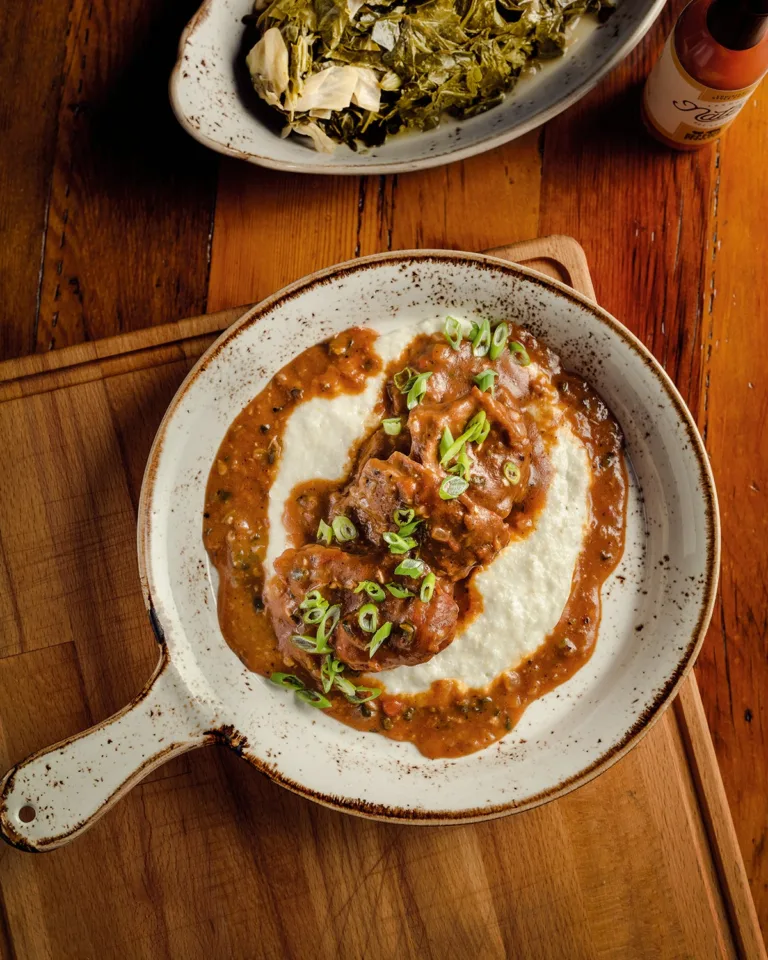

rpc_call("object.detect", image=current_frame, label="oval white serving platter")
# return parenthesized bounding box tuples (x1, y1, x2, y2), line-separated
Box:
(170, 0, 665, 174)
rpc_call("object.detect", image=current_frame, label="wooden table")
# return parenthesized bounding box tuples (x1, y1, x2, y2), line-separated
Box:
(1, 0, 766, 951)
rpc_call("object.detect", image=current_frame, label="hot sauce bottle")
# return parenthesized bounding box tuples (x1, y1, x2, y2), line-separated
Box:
(642, 0, 768, 149)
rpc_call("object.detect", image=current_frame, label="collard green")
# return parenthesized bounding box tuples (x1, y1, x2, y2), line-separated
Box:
(246, 0, 615, 152)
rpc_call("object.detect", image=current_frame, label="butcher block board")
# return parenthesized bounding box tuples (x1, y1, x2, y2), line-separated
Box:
(0, 237, 763, 960)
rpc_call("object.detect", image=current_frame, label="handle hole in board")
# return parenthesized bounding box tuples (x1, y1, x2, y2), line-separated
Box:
(18, 805, 36, 823)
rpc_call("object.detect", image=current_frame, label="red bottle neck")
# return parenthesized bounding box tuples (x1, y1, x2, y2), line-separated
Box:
(707, 0, 768, 50)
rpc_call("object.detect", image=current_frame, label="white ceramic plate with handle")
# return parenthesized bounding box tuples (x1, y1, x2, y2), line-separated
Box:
(0, 251, 718, 850)
(170, 0, 665, 174)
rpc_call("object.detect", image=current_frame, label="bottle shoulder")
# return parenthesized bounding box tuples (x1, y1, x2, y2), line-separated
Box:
(676, 0, 768, 89)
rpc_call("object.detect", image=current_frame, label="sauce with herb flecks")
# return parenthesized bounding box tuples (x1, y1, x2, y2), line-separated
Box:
(204, 322, 627, 758)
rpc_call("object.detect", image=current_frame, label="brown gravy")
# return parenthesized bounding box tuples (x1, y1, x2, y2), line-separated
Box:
(203, 324, 627, 759)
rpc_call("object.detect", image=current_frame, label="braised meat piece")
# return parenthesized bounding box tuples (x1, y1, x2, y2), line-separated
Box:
(407, 386, 532, 518)
(329, 452, 510, 580)
(264, 544, 459, 674)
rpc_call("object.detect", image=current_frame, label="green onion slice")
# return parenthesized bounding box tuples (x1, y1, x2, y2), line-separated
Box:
(317, 604, 341, 643)
(468, 321, 480, 340)
(394, 557, 427, 578)
(317, 519, 332, 545)
(331, 515, 357, 542)
(474, 369, 497, 394)
(383, 531, 417, 555)
(358, 603, 379, 634)
(393, 507, 415, 527)
(477, 420, 491, 447)
(489, 322, 509, 360)
(439, 426, 454, 462)
(368, 621, 392, 656)
(300, 589, 327, 611)
(382, 417, 402, 436)
(270, 673, 304, 691)
(291, 633, 332, 655)
(296, 689, 332, 709)
(386, 582, 415, 598)
(448, 445, 472, 482)
(420, 572, 436, 602)
(472, 318, 491, 357)
(302, 605, 326, 625)
(354, 580, 385, 602)
(504, 460, 522, 485)
(345, 686, 382, 705)
(444, 316, 464, 351)
(406, 372, 432, 410)
(333, 674, 357, 698)
(397, 519, 421, 538)
(394, 366, 418, 393)
(510, 340, 531, 366)
(439, 411, 486, 467)
(439, 475, 469, 500)
(320, 656, 344, 694)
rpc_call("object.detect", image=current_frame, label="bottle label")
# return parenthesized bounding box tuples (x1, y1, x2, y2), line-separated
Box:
(643, 32, 759, 144)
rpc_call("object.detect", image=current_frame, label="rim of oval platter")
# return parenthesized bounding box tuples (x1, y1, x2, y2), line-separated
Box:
(168, 0, 666, 175)
(137, 250, 720, 824)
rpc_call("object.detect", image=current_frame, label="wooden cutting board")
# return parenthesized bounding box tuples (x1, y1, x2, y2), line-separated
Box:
(0, 237, 763, 960)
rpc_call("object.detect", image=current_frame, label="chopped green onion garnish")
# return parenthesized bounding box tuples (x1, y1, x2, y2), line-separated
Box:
(270, 673, 304, 691)
(468, 321, 480, 340)
(395, 558, 427, 578)
(406, 372, 432, 410)
(444, 316, 464, 351)
(510, 340, 531, 366)
(358, 603, 379, 634)
(504, 460, 522, 485)
(345, 686, 382, 704)
(393, 366, 418, 392)
(474, 369, 497, 394)
(300, 589, 327, 611)
(439, 426, 454, 462)
(383, 531, 417, 555)
(317, 519, 332, 545)
(386, 582, 415, 598)
(464, 410, 487, 443)
(448, 445, 472, 482)
(368, 621, 392, 656)
(393, 507, 415, 527)
(489, 322, 509, 360)
(296, 689, 332, 709)
(291, 633, 332, 655)
(354, 580, 385, 602)
(382, 417, 402, 436)
(439, 411, 487, 467)
(302, 605, 326, 625)
(317, 603, 340, 643)
(477, 419, 491, 446)
(472, 318, 491, 357)
(439, 475, 469, 500)
(333, 674, 357, 697)
(331, 515, 357, 542)
(320, 655, 344, 694)
(420, 572, 436, 602)
(397, 519, 421, 537)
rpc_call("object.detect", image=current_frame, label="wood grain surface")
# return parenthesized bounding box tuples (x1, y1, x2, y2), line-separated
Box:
(0, 238, 762, 960)
(0, 0, 766, 951)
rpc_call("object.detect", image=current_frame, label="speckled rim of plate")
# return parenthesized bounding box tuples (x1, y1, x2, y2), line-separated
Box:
(0, 251, 719, 850)
(168, 0, 667, 175)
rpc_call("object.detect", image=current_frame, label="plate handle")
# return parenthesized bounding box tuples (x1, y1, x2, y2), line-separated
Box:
(0, 659, 213, 851)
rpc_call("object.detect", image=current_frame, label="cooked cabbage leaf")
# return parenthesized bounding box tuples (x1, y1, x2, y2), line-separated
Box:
(246, 0, 614, 151)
